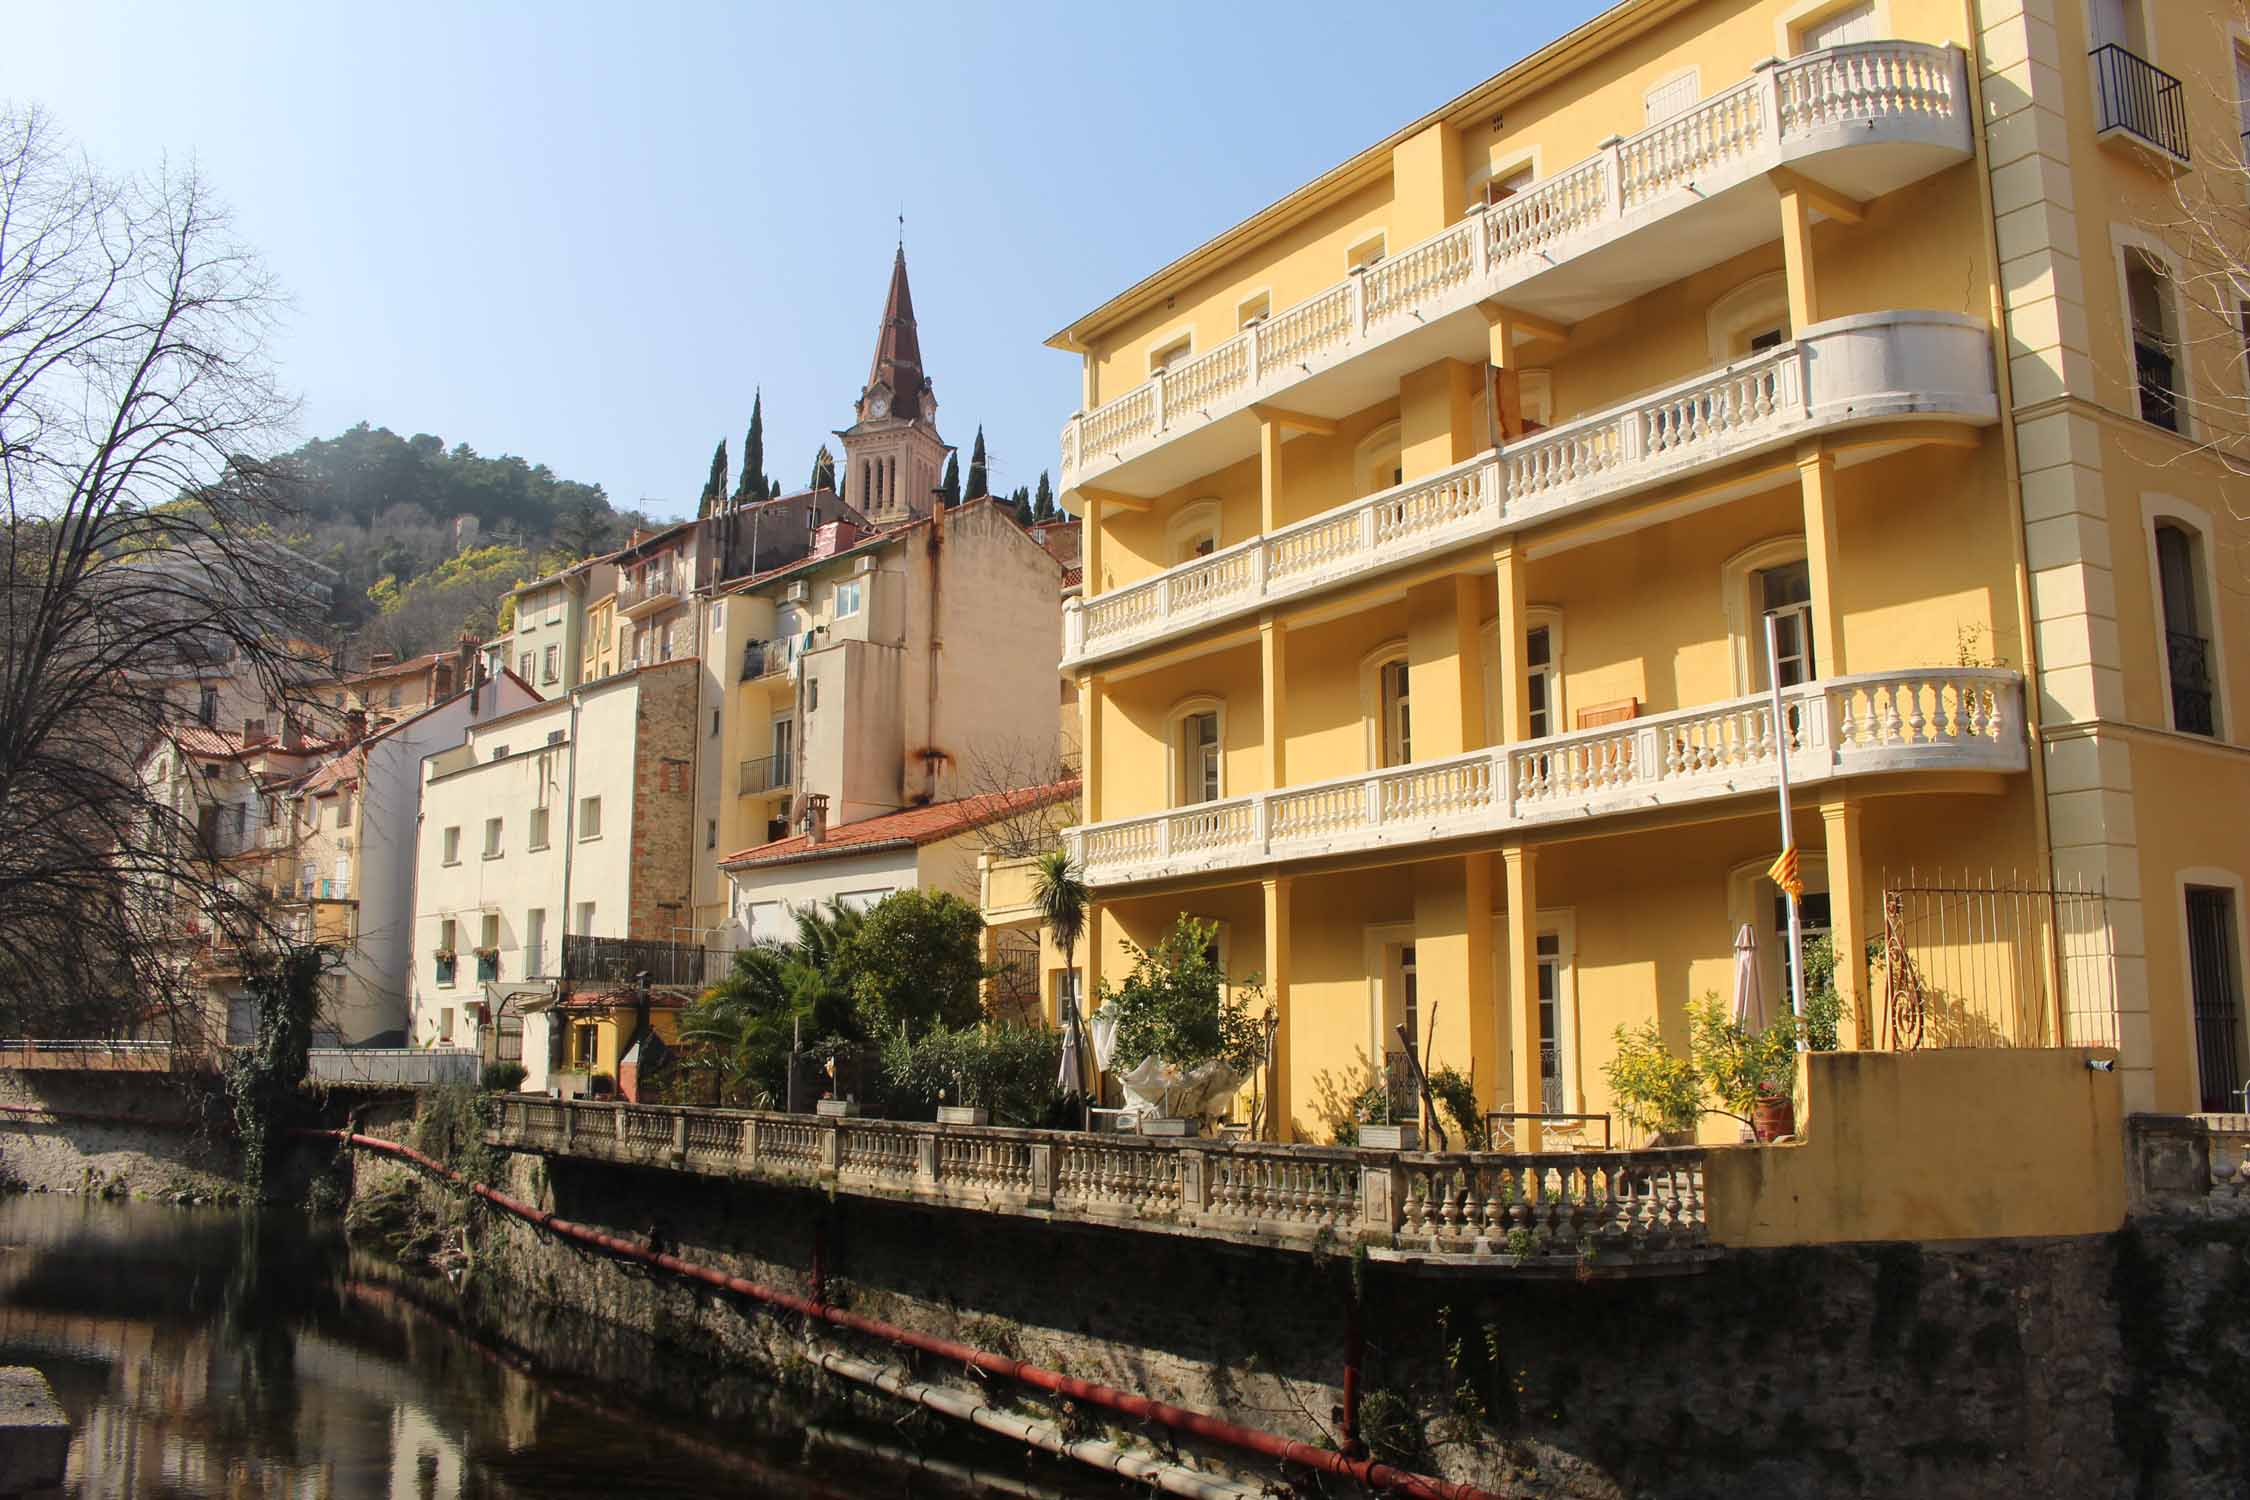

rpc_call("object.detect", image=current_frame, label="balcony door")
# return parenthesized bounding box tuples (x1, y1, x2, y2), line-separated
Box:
(1797, 1, 1875, 51)
(1759, 559, 1817, 688)
(2089, 0, 2148, 54)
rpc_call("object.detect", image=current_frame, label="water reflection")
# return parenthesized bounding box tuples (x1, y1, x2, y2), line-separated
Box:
(0, 1196, 1106, 1500)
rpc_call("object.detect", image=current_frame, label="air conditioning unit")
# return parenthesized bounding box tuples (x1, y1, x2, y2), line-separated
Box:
(783, 581, 809, 604)
(851, 555, 877, 577)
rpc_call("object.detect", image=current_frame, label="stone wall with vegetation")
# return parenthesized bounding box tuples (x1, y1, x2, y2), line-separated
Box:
(341, 1091, 2250, 1498)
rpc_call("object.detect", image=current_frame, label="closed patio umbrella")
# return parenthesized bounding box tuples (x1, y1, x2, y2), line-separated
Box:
(1056, 1002, 1086, 1096)
(1733, 923, 1767, 1031)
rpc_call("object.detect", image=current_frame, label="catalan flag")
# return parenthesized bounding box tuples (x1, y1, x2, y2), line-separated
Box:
(1768, 845, 1803, 899)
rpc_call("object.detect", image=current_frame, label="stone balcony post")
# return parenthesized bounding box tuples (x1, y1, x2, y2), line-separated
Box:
(1179, 1147, 1207, 1217)
(741, 1118, 759, 1170)
(819, 1121, 841, 1179)
(1028, 1142, 1057, 1207)
(917, 1134, 940, 1191)
(1359, 1155, 1404, 1237)
(562, 1103, 577, 1148)
(670, 1112, 688, 1164)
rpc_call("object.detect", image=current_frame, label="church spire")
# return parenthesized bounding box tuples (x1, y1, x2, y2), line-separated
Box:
(862, 245, 928, 423)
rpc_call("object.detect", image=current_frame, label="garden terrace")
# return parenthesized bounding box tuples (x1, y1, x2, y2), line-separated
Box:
(484, 1095, 1713, 1276)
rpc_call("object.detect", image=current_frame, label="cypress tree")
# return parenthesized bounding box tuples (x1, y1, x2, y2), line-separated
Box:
(698, 439, 729, 518)
(1012, 486, 1034, 526)
(736, 390, 769, 505)
(939, 452, 961, 509)
(1033, 470, 1056, 522)
(965, 427, 989, 500)
(811, 446, 837, 493)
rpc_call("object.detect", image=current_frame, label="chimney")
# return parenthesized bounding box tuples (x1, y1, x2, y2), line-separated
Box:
(282, 718, 305, 751)
(368, 650, 397, 669)
(343, 708, 367, 745)
(801, 792, 829, 845)
(455, 633, 480, 687)
(812, 520, 861, 559)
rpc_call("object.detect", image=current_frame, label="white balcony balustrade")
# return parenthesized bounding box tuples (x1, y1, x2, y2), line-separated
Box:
(1063, 310, 1996, 670)
(1067, 669, 2025, 887)
(1059, 41, 1970, 496)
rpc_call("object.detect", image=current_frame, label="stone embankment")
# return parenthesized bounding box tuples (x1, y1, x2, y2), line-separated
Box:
(0, 1069, 235, 1201)
(329, 1097, 2250, 1500)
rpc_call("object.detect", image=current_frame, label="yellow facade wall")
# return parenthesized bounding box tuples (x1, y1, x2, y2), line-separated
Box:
(1704, 1046, 2125, 1246)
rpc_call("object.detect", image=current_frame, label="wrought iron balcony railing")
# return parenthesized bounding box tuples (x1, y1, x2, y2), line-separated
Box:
(2134, 338, 2180, 433)
(560, 933, 730, 991)
(2168, 630, 2215, 736)
(2091, 44, 2190, 163)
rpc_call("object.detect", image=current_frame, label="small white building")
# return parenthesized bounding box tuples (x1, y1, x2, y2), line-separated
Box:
(718, 782, 1075, 947)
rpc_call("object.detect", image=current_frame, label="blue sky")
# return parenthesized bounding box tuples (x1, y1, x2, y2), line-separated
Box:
(9, 2, 1609, 521)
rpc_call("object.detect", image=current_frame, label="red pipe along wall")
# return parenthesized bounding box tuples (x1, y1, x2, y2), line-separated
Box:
(315, 1128, 1506, 1500)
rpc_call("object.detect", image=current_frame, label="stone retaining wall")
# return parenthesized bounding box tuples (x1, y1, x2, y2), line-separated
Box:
(378, 1123, 2250, 1499)
(0, 1070, 235, 1200)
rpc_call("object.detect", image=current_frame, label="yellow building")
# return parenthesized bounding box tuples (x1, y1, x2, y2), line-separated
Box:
(1053, 0, 2250, 1140)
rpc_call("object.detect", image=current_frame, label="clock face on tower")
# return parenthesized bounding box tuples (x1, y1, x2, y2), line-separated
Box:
(870, 393, 890, 419)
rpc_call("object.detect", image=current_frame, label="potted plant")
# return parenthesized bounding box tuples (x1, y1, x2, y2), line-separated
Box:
(1101, 917, 1270, 1136)
(1688, 994, 1799, 1141)
(1601, 1019, 1703, 1147)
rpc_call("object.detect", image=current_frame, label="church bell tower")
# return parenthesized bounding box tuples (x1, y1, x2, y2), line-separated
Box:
(838, 247, 947, 525)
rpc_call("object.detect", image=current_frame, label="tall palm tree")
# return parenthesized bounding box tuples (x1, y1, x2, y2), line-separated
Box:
(1029, 848, 1089, 1019)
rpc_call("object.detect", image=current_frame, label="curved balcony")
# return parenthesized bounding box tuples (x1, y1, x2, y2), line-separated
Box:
(1064, 310, 1997, 671)
(1065, 669, 2025, 889)
(1060, 40, 1971, 497)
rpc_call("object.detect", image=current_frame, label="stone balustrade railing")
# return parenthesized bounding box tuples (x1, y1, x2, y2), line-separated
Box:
(2127, 1113, 2250, 1217)
(1063, 309, 1997, 669)
(1069, 668, 2024, 888)
(1058, 40, 1969, 491)
(486, 1096, 1712, 1269)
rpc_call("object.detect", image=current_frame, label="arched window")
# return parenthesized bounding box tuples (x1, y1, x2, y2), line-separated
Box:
(2121, 245, 2184, 434)
(1166, 695, 1226, 806)
(1354, 421, 1404, 497)
(1480, 609, 1565, 741)
(2144, 499, 2226, 737)
(1721, 537, 1817, 695)
(1166, 499, 1223, 563)
(1359, 643, 1413, 768)
(1707, 272, 1793, 363)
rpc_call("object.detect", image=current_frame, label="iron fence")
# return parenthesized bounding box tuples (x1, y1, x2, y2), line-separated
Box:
(1880, 869, 2117, 1050)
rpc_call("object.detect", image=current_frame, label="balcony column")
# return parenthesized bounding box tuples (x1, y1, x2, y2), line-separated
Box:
(1080, 491, 1103, 598)
(1260, 615, 1287, 789)
(1481, 307, 1525, 444)
(1775, 175, 1819, 331)
(1399, 360, 1481, 480)
(1080, 673, 1105, 822)
(1796, 442, 1847, 677)
(978, 921, 1004, 1019)
(1258, 414, 1284, 534)
(1502, 842, 1541, 1151)
(1408, 855, 1494, 1121)
(1262, 875, 1292, 1141)
(1820, 798, 1871, 1050)
(1492, 544, 1530, 741)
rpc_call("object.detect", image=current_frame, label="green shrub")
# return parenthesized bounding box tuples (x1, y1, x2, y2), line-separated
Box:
(1687, 992, 1797, 1118)
(882, 1022, 1066, 1126)
(1101, 916, 1269, 1074)
(1426, 1065, 1490, 1151)
(1601, 1019, 1701, 1139)
(847, 889, 988, 1042)
(1311, 1053, 1389, 1145)
(481, 1061, 527, 1093)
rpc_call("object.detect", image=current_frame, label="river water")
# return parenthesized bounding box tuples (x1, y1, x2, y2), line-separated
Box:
(0, 1195, 1118, 1499)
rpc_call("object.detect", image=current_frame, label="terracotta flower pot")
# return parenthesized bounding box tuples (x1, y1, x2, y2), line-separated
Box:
(1751, 1090, 1796, 1142)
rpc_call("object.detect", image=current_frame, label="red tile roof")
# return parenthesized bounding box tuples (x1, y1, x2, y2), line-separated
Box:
(719, 779, 1079, 870)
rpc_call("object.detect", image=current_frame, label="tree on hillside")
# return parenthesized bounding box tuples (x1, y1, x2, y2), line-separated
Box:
(965, 427, 990, 500)
(735, 391, 770, 506)
(939, 452, 961, 509)
(811, 445, 838, 494)
(0, 106, 332, 1040)
(363, 543, 534, 657)
(552, 493, 618, 559)
(697, 440, 730, 518)
(1034, 470, 1056, 523)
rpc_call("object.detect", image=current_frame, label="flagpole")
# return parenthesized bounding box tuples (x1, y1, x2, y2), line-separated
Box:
(1766, 613, 1807, 1035)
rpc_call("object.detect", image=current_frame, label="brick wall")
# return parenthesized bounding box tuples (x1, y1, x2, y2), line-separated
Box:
(626, 659, 701, 940)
